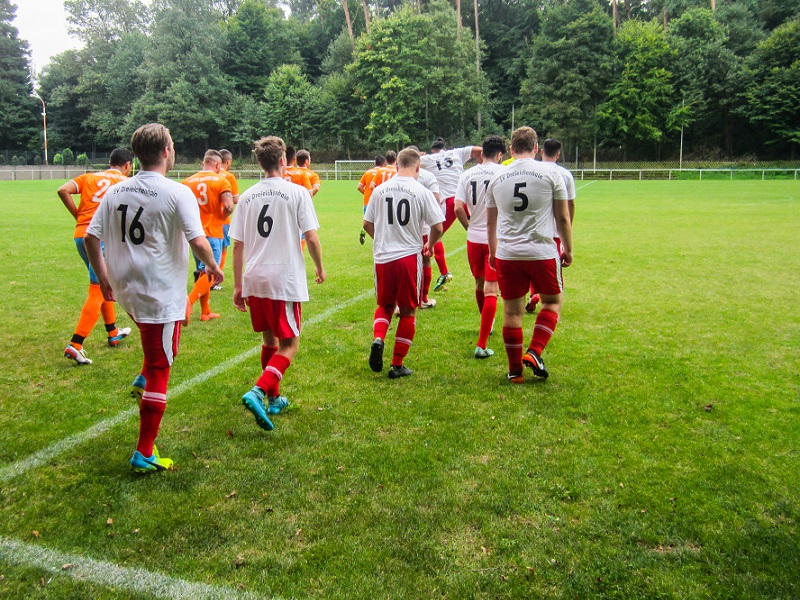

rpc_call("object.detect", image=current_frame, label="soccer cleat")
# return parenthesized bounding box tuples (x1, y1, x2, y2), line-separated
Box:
(64, 345, 92, 365)
(130, 445, 174, 473)
(433, 272, 453, 292)
(388, 364, 413, 379)
(267, 395, 290, 415)
(522, 349, 549, 379)
(393, 305, 400, 316)
(359, 229, 366, 245)
(506, 370, 524, 384)
(130, 374, 146, 406)
(242, 387, 274, 431)
(369, 338, 385, 373)
(474, 347, 494, 359)
(210, 283, 223, 291)
(200, 312, 220, 322)
(525, 294, 540, 314)
(108, 327, 132, 347)
(420, 298, 437, 309)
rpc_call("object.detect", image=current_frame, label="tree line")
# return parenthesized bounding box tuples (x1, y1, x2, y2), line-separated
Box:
(2, 0, 799, 162)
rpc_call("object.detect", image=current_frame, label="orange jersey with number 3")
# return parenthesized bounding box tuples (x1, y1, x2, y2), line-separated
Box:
(181, 171, 232, 238)
(71, 168, 129, 238)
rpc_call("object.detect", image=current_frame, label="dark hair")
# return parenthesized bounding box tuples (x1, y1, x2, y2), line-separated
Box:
(542, 138, 562, 158)
(131, 123, 171, 168)
(375, 155, 386, 166)
(109, 148, 134, 167)
(482, 135, 506, 160)
(285, 145, 296, 164)
(431, 137, 446, 151)
(385, 150, 397, 164)
(296, 149, 310, 166)
(253, 136, 286, 172)
(511, 127, 538, 154)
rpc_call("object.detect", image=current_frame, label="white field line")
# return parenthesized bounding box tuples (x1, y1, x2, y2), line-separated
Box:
(576, 180, 596, 191)
(0, 537, 272, 600)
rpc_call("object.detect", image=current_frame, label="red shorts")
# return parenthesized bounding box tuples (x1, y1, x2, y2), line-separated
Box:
(375, 254, 421, 308)
(466, 241, 497, 282)
(136, 320, 181, 368)
(496, 258, 563, 300)
(246, 297, 302, 339)
(442, 197, 456, 233)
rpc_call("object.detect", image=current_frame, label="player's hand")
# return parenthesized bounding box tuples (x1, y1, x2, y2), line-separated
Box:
(99, 281, 115, 302)
(233, 288, 247, 312)
(422, 243, 433, 257)
(488, 253, 496, 269)
(560, 251, 573, 268)
(207, 265, 224, 285)
(315, 268, 326, 284)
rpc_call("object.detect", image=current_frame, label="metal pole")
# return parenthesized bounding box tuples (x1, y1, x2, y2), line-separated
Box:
(679, 97, 684, 171)
(33, 94, 48, 165)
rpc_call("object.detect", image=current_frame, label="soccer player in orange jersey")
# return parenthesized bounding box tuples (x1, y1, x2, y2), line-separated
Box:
(369, 150, 398, 190)
(296, 149, 320, 197)
(358, 155, 385, 244)
(216, 149, 239, 287)
(182, 150, 234, 322)
(283, 146, 313, 191)
(58, 148, 134, 365)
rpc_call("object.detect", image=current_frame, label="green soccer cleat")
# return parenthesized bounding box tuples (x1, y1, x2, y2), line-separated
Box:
(474, 347, 494, 359)
(433, 272, 453, 292)
(130, 445, 174, 473)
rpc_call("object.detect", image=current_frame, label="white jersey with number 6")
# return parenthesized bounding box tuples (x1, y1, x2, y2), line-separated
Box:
(454, 162, 503, 245)
(486, 158, 567, 261)
(86, 170, 205, 324)
(365, 175, 443, 265)
(230, 177, 319, 302)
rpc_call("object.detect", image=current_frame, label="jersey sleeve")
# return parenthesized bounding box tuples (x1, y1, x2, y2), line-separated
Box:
(363, 192, 377, 224)
(297, 189, 320, 234)
(176, 187, 206, 241)
(458, 146, 474, 164)
(454, 170, 469, 203)
(551, 171, 567, 201)
(226, 172, 239, 196)
(422, 189, 444, 227)
(419, 154, 435, 170)
(71, 174, 88, 193)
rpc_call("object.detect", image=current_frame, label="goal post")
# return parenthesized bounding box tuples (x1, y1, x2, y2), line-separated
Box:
(334, 160, 375, 181)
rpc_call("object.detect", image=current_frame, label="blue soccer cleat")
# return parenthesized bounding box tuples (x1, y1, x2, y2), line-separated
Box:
(130, 445, 174, 473)
(242, 387, 274, 431)
(267, 395, 290, 415)
(130, 374, 146, 406)
(108, 327, 132, 347)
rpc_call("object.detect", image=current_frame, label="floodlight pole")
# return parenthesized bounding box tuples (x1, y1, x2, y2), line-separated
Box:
(33, 93, 48, 165)
(679, 97, 685, 171)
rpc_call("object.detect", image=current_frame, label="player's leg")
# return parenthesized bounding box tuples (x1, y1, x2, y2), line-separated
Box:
(433, 198, 457, 290)
(388, 254, 420, 379)
(420, 236, 435, 308)
(521, 258, 564, 379)
(214, 224, 230, 289)
(495, 258, 530, 383)
(199, 238, 223, 320)
(370, 263, 396, 372)
(130, 320, 180, 472)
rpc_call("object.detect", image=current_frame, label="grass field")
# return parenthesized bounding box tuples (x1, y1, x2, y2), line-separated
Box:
(0, 178, 798, 599)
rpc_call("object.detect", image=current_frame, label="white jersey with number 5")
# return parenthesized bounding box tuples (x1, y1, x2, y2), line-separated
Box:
(230, 177, 319, 301)
(454, 162, 503, 245)
(419, 146, 474, 200)
(365, 175, 443, 264)
(486, 158, 567, 261)
(86, 171, 205, 324)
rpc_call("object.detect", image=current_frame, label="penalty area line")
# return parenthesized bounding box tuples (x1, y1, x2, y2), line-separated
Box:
(0, 537, 273, 600)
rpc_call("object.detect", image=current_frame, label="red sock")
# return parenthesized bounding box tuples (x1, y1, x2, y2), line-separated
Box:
(137, 365, 170, 457)
(373, 306, 392, 340)
(502, 327, 523, 373)
(477, 295, 497, 349)
(256, 354, 291, 397)
(392, 315, 416, 366)
(260, 344, 277, 370)
(422, 266, 432, 301)
(530, 309, 559, 355)
(475, 289, 485, 313)
(433, 241, 448, 275)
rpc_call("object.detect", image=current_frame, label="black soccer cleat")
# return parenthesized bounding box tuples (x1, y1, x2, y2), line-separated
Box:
(388, 364, 412, 379)
(369, 338, 385, 372)
(522, 349, 549, 379)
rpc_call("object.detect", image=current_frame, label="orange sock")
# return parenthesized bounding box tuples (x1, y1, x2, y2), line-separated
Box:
(74, 284, 104, 339)
(188, 273, 210, 307)
(100, 301, 118, 337)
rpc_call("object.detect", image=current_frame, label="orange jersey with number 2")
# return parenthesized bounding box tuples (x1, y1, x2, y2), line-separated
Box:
(71, 168, 129, 238)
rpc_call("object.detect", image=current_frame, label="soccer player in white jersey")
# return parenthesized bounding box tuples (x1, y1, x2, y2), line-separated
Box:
(454, 135, 507, 359)
(408, 146, 442, 308)
(85, 123, 224, 473)
(486, 126, 573, 383)
(364, 148, 444, 379)
(419, 137, 482, 291)
(232, 136, 325, 431)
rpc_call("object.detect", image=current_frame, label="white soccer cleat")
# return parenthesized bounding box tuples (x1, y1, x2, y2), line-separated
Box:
(64, 345, 92, 365)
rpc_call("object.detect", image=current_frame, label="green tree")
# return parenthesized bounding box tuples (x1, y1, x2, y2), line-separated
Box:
(65, 0, 150, 45)
(739, 18, 800, 157)
(0, 0, 39, 150)
(518, 0, 614, 149)
(220, 92, 266, 156)
(223, 0, 302, 96)
(596, 20, 680, 159)
(348, 1, 486, 147)
(262, 64, 315, 147)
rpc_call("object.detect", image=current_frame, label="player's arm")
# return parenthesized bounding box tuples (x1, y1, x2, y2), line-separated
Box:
(424, 222, 444, 257)
(454, 200, 470, 231)
(358, 182, 366, 193)
(303, 229, 326, 284)
(189, 235, 224, 283)
(84, 233, 114, 301)
(554, 199, 573, 267)
(569, 200, 575, 225)
(469, 146, 483, 163)
(362, 219, 375, 239)
(232, 239, 246, 312)
(57, 181, 80, 220)
(486, 206, 498, 269)
(220, 191, 234, 217)
(310, 182, 321, 197)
